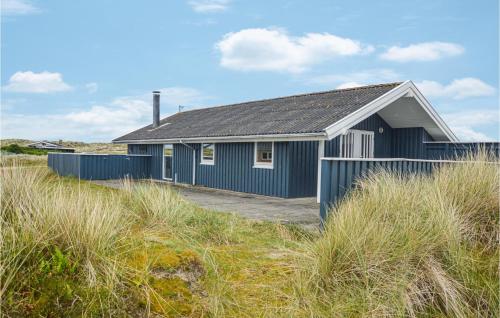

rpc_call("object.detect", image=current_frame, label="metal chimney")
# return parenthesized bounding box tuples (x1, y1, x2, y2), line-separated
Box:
(152, 91, 160, 128)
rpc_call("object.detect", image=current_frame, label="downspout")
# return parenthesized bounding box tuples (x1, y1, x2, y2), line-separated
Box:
(179, 140, 196, 185)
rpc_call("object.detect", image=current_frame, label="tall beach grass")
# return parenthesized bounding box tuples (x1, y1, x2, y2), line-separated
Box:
(1, 159, 284, 316)
(292, 152, 499, 317)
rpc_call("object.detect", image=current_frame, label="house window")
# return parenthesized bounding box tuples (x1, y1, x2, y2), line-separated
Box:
(201, 143, 215, 165)
(163, 144, 173, 156)
(339, 130, 374, 158)
(163, 144, 173, 180)
(254, 142, 273, 168)
(138, 145, 148, 154)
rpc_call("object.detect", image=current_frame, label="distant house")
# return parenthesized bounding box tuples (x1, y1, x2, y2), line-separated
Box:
(112, 81, 463, 199)
(28, 141, 75, 153)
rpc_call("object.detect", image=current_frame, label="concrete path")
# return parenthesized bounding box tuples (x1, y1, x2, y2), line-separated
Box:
(92, 180, 320, 229)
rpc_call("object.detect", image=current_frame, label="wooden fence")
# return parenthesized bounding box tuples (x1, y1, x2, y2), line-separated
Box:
(48, 153, 152, 180)
(319, 158, 453, 222)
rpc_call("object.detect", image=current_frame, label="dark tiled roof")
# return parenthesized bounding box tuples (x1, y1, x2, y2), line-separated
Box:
(114, 82, 401, 142)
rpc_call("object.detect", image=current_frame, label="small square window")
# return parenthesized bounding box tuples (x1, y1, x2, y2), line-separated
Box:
(254, 142, 273, 169)
(201, 143, 215, 165)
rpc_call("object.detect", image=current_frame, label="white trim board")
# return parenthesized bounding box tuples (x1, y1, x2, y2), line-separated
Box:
(162, 144, 173, 181)
(324, 81, 458, 142)
(320, 157, 465, 163)
(316, 140, 325, 203)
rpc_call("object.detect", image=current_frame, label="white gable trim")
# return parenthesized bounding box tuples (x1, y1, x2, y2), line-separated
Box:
(324, 81, 458, 142)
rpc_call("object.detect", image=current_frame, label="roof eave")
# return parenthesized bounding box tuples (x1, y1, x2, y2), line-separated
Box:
(112, 132, 328, 144)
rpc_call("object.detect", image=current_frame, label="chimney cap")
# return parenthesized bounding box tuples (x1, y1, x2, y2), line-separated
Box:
(152, 90, 161, 94)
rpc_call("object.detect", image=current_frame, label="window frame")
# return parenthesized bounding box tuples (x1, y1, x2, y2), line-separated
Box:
(253, 142, 274, 169)
(200, 143, 215, 165)
(162, 144, 174, 181)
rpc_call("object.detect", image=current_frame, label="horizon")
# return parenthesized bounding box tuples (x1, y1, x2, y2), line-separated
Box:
(1, 0, 499, 142)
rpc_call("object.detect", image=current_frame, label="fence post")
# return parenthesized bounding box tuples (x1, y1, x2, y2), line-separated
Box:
(320, 160, 332, 226)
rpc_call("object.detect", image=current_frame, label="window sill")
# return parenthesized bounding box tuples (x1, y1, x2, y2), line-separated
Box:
(253, 164, 273, 169)
(200, 161, 215, 165)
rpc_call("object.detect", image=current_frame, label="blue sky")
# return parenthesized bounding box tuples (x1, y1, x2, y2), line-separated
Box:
(1, 0, 498, 142)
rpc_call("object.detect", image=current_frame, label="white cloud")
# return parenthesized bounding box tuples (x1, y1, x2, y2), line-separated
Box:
(415, 78, 495, 99)
(188, 0, 230, 13)
(3, 71, 73, 93)
(216, 28, 374, 73)
(380, 42, 464, 62)
(85, 82, 98, 94)
(1, 0, 38, 15)
(336, 82, 364, 89)
(448, 126, 494, 141)
(308, 69, 400, 87)
(443, 110, 499, 141)
(1, 87, 210, 142)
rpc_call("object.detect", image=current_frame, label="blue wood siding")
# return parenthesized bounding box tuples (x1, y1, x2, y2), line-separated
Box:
(391, 127, 432, 159)
(288, 141, 318, 197)
(128, 144, 163, 179)
(173, 143, 195, 184)
(324, 113, 393, 157)
(172, 141, 320, 198)
(193, 142, 291, 197)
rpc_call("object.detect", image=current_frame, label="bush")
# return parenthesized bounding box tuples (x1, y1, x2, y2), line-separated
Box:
(1, 143, 49, 155)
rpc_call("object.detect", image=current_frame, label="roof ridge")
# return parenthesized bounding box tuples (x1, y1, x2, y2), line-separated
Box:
(172, 82, 403, 116)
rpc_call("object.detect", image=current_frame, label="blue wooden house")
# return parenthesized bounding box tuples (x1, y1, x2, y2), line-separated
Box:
(112, 81, 459, 201)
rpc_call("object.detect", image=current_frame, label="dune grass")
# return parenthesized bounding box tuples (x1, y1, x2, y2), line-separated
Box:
(291, 152, 499, 317)
(1, 153, 498, 317)
(0, 159, 309, 317)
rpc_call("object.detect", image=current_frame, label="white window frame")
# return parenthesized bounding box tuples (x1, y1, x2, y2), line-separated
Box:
(200, 143, 215, 165)
(339, 129, 374, 158)
(162, 144, 173, 181)
(253, 142, 274, 169)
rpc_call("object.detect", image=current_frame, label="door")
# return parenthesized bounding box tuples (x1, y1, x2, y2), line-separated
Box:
(163, 144, 173, 180)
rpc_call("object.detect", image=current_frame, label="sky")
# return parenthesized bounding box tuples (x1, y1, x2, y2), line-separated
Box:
(1, 0, 499, 142)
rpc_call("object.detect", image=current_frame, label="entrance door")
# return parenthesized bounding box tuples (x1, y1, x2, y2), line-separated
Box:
(339, 130, 374, 158)
(163, 144, 173, 180)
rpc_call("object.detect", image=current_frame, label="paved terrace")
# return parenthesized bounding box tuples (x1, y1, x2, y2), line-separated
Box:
(91, 180, 320, 230)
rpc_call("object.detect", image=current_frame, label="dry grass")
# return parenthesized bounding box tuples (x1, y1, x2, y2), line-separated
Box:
(0, 154, 47, 167)
(291, 152, 499, 317)
(1, 152, 498, 317)
(0, 161, 306, 317)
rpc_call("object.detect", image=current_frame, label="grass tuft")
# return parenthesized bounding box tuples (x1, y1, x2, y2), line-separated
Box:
(291, 152, 499, 317)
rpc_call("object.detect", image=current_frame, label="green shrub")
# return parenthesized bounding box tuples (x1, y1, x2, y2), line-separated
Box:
(1, 143, 49, 155)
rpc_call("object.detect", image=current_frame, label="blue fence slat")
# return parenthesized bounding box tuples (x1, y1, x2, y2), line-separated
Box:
(319, 158, 458, 223)
(48, 153, 151, 180)
(424, 142, 499, 160)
